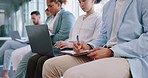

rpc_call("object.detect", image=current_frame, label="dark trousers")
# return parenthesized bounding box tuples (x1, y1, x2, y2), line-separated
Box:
(25, 54, 50, 78)
(25, 46, 63, 78)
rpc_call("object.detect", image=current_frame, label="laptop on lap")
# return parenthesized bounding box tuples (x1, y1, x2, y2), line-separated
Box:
(9, 31, 21, 40)
(9, 31, 29, 44)
(26, 24, 54, 57)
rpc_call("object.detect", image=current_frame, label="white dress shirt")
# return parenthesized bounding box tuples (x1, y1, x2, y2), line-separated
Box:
(67, 12, 102, 43)
(106, 0, 125, 47)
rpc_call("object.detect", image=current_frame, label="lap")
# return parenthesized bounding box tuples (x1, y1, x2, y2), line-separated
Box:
(29, 54, 51, 63)
(64, 57, 131, 78)
(43, 55, 92, 74)
(38, 56, 49, 63)
(29, 54, 43, 62)
(6, 40, 28, 49)
(45, 55, 92, 66)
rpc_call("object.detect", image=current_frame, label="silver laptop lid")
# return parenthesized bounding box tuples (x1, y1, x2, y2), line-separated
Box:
(9, 31, 21, 40)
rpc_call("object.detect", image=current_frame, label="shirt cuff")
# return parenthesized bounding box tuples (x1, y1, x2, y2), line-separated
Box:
(87, 44, 94, 50)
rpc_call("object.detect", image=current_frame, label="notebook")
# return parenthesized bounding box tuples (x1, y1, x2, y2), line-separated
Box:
(26, 24, 54, 57)
(60, 50, 94, 56)
(9, 31, 29, 44)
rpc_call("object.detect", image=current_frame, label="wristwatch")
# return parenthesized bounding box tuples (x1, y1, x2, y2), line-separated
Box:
(87, 44, 94, 50)
(109, 48, 114, 57)
(104, 45, 114, 57)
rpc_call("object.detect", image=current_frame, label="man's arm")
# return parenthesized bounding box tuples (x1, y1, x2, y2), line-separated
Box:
(111, 0, 148, 58)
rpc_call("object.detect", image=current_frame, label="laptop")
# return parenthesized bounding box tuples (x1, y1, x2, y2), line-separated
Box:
(9, 31, 21, 40)
(9, 31, 29, 44)
(26, 24, 54, 57)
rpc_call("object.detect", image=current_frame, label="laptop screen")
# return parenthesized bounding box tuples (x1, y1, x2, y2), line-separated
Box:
(26, 24, 54, 57)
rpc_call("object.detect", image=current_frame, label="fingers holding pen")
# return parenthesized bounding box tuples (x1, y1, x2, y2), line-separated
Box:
(73, 41, 82, 52)
(73, 41, 90, 52)
(73, 35, 93, 52)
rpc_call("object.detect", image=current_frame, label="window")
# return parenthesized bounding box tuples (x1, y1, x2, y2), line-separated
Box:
(0, 11, 5, 36)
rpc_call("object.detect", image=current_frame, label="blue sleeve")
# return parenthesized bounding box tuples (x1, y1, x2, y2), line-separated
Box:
(111, 0, 148, 58)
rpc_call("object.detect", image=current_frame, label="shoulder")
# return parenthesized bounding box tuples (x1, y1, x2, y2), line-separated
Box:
(60, 9, 74, 17)
(93, 12, 101, 18)
(90, 12, 102, 22)
(103, 0, 112, 10)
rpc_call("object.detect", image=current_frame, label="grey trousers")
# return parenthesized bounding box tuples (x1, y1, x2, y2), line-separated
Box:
(0, 40, 27, 70)
(42, 55, 131, 78)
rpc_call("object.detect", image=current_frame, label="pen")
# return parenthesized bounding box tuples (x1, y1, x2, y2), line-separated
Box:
(76, 35, 81, 50)
(76, 35, 79, 42)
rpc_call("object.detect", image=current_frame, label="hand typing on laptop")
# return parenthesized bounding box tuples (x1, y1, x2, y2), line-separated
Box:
(55, 41, 73, 50)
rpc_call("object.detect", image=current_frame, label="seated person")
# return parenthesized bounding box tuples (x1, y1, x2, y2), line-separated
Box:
(25, 0, 102, 78)
(42, 0, 148, 78)
(11, 9, 51, 73)
(0, 11, 41, 78)
(45, 8, 51, 23)
(14, 0, 75, 78)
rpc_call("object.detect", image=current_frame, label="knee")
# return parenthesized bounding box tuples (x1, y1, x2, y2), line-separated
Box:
(42, 59, 53, 76)
(28, 56, 38, 64)
(43, 59, 55, 70)
(5, 40, 12, 44)
(37, 56, 48, 66)
(5, 40, 14, 45)
(43, 56, 64, 68)
(42, 58, 59, 73)
(4, 49, 13, 57)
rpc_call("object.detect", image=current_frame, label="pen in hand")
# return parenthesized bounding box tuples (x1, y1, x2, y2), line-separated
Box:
(76, 35, 81, 51)
(76, 35, 79, 42)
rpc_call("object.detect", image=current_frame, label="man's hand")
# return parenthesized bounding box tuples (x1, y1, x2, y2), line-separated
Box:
(87, 47, 113, 60)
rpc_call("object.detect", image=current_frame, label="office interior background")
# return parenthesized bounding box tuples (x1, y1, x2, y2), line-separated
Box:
(0, 0, 108, 46)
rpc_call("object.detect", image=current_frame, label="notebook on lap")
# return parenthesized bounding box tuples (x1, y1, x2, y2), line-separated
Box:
(26, 24, 54, 57)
